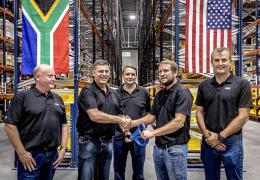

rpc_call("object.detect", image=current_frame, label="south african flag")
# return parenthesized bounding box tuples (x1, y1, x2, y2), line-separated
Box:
(22, 0, 69, 75)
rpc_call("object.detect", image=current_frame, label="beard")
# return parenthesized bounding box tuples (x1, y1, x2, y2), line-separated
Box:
(160, 78, 174, 87)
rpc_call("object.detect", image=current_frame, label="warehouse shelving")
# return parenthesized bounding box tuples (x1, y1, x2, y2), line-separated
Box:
(0, 1, 15, 121)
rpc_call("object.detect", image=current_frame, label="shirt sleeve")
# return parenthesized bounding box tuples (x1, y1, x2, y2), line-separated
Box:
(78, 87, 98, 111)
(4, 93, 24, 125)
(175, 88, 193, 116)
(195, 84, 204, 107)
(239, 80, 253, 109)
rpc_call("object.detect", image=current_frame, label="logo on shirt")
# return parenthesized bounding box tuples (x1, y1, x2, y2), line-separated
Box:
(224, 87, 231, 90)
(54, 103, 60, 107)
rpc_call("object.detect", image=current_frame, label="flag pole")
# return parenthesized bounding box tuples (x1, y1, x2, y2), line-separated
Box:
(237, 0, 243, 77)
(72, 0, 79, 168)
(14, 0, 19, 94)
(256, 0, 259, 84)
(175, 0, 179, 66)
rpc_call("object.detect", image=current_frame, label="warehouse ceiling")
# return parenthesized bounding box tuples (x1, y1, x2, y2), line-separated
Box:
(120, 0, 141, 48)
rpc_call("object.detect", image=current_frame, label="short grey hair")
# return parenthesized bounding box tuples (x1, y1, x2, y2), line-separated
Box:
(93, 59, 110, 70)
(211, 47, 232, 61)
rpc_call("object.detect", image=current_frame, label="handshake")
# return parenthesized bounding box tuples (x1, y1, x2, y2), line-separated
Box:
(118, 115, 133, 143)
(118, 115, 151, 145)
(118, 115, 132, 129)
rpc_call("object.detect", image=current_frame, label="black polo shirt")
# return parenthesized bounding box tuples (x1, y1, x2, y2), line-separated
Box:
(4, 86, 67, 151)
(195, 74, 253, 134)
(77, 81, 123, 138)
(117, 85, 150, 133)
(151, 83, 193, 147)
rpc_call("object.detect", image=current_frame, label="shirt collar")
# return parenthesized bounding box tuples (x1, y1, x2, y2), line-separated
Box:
(119, 83, 140, 93)
(210, 73, 234, 85)
(163, 82, 179, 92)
(31, 86, 53, 98)
(92, 81, 112, 94)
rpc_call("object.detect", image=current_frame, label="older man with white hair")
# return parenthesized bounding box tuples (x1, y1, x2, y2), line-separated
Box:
(4, 64, 68, 180)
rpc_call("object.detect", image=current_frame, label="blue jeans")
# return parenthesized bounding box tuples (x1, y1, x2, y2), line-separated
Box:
(17, 150, 58, 180)
(201, 133, 243, 180)
(78, 137, 113, 180)
(113, 134, 146, 180)
(153, 144, 188, 180)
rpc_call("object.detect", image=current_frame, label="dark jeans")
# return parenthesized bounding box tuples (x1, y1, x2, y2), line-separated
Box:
(201, 133, 243, 180)
(113, 135, 146, 180)
(78, 137, 113, 180)
(17, 150, 58, 180)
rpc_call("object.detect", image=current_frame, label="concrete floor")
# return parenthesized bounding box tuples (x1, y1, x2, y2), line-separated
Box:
(1, 120, 260, 180)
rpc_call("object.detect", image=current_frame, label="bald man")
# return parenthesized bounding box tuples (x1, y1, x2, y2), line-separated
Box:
(4, 64, 68, 180)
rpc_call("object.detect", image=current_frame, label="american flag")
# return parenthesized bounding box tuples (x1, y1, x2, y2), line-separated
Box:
(185, 0, 232, 73)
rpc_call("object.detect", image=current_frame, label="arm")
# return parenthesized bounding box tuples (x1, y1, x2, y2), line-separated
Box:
(196, 105, 210, 138)
(87, 109, 130, 127)
(220, 80, 252, 138)
(131, 113, 156, 128)
(53, 124, 68, 168)
(196, 106, 226, 150)
(5, 123, 36, 171)
(205, 109, 248, 150)
(219, 108, 249, 138)
(142, 113, 185, 139)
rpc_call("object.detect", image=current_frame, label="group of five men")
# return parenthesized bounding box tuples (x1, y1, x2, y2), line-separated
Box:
(4, 47, 252, 180)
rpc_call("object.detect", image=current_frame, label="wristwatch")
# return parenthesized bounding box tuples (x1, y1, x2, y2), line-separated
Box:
(218, 134, 225, 143)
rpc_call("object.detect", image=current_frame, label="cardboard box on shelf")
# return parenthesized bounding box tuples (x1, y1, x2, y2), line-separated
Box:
(6, 51, 14, 66)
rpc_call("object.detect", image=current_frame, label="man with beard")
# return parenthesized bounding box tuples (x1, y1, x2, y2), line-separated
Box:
(113, 65, 150, 180)
(195, 47, 253, 180)
(132, 60, 193, 180)
(4, 64, 68, 180)
(77, 60, 131, 180)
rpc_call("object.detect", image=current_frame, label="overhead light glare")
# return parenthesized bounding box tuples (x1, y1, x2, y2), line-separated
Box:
(129, 15, 136, 20)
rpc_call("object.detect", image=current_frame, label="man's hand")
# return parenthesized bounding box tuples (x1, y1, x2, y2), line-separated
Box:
(214, 143, 226, 151)
(119, 115, 132, 129)
(205, 130, 226, 151)
(18, 151, 36, 172)
(53, 148, 66, 168)
(124, 130, 132, 143)
(141, 130, 154, 140)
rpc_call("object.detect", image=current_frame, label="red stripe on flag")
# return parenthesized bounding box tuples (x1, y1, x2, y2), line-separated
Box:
(221, 30, 224, 47)
(192, 0, 197, 72)
(53, 11, 69, 74)
(214, 30, 217, 50)
(199, 0, 204, 72)
(227, 29, 232, 49)
(185, 0, 190, 72)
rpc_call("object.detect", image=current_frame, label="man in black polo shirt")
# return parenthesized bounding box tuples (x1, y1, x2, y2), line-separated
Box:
(4, 64, 68, 180)
(77, 60, 131, 180)
(132, 60, 193, 180)
(195, 47, 253, 180)
(113, 65, 150, 180)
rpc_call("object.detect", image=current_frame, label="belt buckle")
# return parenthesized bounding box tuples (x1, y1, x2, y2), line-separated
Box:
(159, 144, 169, 149)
